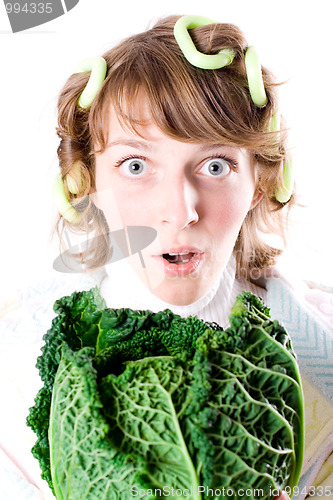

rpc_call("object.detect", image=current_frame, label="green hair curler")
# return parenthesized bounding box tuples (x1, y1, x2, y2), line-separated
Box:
(174, 15, 293, 203)
(75, 56, 107, 109)
(173, 15, 236, 70)
(53, 171, 82, 225)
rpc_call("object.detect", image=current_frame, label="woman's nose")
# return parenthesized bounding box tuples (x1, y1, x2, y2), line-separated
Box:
(160, 176, 199, 230)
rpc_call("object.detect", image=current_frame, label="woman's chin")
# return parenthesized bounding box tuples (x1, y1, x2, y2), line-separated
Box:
(146, 275, 209, 306)
(127, 253, 219, 306)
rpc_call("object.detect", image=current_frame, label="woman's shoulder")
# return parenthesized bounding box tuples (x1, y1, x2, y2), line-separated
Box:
(0, 270, 106, 345)
(0, 271, 106, 499)
(263, 266, 333, 335)
(256, 266, 333, 403)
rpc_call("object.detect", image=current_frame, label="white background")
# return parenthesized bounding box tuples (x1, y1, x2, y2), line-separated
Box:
(1, 0, 332, 295)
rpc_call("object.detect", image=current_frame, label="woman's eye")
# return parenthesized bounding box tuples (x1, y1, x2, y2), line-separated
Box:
(120, 157, 149, 177)
(199, 157, 231, 178)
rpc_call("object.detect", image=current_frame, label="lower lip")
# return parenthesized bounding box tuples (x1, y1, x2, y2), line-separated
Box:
(154, 253, 204, 277)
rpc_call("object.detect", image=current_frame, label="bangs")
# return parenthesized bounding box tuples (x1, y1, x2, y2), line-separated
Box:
(89, 20, 282, 158)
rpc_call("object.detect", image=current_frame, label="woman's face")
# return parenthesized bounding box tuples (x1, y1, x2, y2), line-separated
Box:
(93, 104, 261, 305)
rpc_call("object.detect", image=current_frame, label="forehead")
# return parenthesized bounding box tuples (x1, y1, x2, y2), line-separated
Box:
(94, 92, 156, 151)
(107, 94, 152, 134)
(97, 92, 248, 157)
(93, 80, 231, 152)
(98, 106, 251, 168)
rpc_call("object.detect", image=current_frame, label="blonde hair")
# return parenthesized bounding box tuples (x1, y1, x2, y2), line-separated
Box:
(56, 15, 294, 278)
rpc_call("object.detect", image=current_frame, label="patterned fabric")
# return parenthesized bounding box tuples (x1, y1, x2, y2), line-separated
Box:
(266, 278, 333, 403)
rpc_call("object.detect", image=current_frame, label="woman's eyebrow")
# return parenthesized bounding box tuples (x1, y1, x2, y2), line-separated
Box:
(106, 139, 153, 150)
(198, 144, 229, 151)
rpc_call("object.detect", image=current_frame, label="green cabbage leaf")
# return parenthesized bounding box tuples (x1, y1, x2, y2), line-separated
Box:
(27, 289, 304, 499)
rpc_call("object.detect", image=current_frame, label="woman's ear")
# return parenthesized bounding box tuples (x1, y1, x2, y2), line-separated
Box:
(250, 162, 264, 210)
(250, 189, 264, 210)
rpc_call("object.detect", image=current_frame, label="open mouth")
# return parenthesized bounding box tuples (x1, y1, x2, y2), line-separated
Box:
(152, 248, 203, 277)
(162, 252, 196, 264)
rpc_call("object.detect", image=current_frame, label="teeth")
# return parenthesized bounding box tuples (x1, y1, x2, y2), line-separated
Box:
(168, 252, 193, 256)
(161, 251, 197, 265)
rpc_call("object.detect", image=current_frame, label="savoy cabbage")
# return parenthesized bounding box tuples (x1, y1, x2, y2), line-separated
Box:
(27, 289, 304, 499)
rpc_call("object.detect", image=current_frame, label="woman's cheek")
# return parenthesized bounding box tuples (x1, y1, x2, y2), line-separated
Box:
(92, 184, 127, 230)
(204, 192, 249, 231)
(109, 189, 153, 229)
